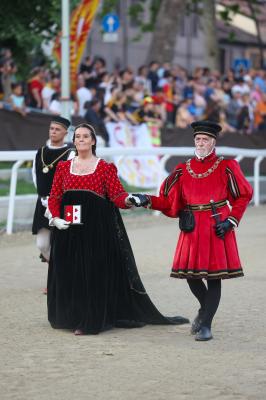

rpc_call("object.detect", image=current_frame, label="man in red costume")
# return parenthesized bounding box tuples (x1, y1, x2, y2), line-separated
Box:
(129, 120, 253, 341)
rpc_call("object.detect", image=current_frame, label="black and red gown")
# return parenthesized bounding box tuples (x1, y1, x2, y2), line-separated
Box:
(148, 151, 253, 280)
(47, 158, 189, 334)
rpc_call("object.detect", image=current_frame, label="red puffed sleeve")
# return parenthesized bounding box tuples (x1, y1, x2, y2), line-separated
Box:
(105, 163, 129, 209)
(48, 161, 64, 218)
(149, 166, 185, 218)
(225, 159, 253, 226)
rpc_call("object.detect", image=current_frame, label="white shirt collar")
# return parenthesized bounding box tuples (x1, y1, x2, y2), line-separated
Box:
(195, 148, 215, 160)
(47, 139, 67, 149)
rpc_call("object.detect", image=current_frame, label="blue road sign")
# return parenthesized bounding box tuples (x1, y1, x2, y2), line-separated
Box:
(102, 14, 120, 33)
(233, 58, 251, 71)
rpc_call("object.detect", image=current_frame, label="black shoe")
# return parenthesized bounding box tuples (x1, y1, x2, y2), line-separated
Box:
(195, 326, 213, 341)
(190, 312, 203, 335)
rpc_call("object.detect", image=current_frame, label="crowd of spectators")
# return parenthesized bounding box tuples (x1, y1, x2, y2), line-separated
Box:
(1, 47, 266, 143)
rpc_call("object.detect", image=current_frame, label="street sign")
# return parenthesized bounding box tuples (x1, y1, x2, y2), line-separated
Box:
(102, 32, 118, 43)
(233, 58, 251, 71)
(102, 14, 120, 33)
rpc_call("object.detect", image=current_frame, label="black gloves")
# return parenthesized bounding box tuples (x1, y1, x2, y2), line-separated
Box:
(215, 219, 234, 238)
(128, 193, 150, 207)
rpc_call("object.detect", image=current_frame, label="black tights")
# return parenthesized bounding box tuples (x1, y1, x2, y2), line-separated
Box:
(187, 279, 221, 329)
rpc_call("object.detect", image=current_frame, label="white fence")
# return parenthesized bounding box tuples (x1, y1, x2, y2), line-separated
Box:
(1, 146, 266, 234)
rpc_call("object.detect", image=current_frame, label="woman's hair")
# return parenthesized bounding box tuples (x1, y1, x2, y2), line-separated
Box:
(73, 123, 97, 155)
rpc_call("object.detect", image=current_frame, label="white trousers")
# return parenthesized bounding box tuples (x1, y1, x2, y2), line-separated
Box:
(36, 228, 51, 261)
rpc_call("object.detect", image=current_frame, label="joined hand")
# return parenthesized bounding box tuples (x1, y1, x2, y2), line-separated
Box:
(127, 193, 150, 207)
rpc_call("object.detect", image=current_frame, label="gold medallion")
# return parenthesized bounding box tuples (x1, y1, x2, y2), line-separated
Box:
(42, 166, 49, 174)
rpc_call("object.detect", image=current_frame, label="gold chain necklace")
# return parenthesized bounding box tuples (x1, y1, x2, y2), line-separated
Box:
(186, 156, 224, 179)
(41, 146, 70, 174)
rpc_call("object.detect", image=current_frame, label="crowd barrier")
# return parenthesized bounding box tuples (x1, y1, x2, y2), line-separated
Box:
(1, 146, 266, 234)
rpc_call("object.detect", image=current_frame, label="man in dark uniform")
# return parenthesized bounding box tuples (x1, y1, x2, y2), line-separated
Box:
(129, 120, 253, 341)
(32, 116, 74, 292)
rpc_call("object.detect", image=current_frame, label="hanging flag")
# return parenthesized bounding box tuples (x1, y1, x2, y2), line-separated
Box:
(53, 0, 99, 92)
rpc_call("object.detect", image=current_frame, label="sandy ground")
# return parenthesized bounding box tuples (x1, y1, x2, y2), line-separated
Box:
(0, 206, 266, 400)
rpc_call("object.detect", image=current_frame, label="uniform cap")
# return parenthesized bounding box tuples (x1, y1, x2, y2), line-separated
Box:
(50, 116, 71, 129)
(191, 120, 222, 139)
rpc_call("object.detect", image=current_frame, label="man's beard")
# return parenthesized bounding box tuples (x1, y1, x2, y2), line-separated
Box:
(195, 146, 214, 159)
(196, 149, 208, 157)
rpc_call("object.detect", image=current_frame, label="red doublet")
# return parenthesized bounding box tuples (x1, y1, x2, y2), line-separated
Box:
(149, 151, 253, 279)
(48, 159, 129, 218)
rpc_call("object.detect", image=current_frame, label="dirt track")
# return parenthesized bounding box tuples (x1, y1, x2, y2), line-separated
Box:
(0, 206, 266, 400)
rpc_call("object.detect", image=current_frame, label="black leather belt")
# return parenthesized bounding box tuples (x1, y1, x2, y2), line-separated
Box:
(187, 199, 227, 211)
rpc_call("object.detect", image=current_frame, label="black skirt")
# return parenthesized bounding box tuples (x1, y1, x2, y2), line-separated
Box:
(47, 190, 189, 334)
(32, 197, 50, 234)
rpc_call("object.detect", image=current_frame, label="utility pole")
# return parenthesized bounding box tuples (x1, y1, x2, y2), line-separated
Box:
(61, 0, 72, 135)
(121, 0, 128, 68)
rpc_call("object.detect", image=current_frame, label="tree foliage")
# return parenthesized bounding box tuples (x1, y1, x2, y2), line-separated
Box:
(0, 0, 263, 74)
(0, 0, 80, 74)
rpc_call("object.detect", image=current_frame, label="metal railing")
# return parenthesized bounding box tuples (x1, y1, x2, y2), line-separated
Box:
(1, 146, 266, 234)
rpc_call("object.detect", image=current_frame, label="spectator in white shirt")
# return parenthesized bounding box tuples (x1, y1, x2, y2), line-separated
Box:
(76, 74, 92, 117)
(42, 75, 60, 111)
(231, 77, 250, 96)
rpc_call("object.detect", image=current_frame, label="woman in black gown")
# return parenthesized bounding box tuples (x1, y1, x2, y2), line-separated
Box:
(47, 123, 189, 335)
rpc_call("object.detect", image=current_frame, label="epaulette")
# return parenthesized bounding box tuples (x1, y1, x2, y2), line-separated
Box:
(163, 168, 183, 196)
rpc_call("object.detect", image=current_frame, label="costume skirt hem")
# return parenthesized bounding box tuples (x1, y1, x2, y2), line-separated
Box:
(32, 198, 50, 234)
(48, 190, 188, 334)
(170, 268, 244, 280)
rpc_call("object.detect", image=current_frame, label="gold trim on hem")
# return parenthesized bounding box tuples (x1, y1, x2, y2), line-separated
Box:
(170, 269, 244, 279)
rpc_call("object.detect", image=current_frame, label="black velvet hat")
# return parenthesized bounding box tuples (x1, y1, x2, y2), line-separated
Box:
(191, 120, 222, 139)
(50, 116, 71, 129)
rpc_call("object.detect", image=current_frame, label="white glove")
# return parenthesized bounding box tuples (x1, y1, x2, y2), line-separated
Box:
(125, 195, 134, 207)
(41, 197, 49, 208)
(52, 218, 71, 230)
(126, 195, 142, 206)
(44, 207, 52, 220)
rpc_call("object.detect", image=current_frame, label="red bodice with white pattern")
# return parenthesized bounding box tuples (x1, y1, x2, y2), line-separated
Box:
(48, 158, 129, 218)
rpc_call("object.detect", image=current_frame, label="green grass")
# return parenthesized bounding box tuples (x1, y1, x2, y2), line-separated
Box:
(0, 179, 36, 196)
(0, 162, 33, 169)
(0, 162, 13, 169)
